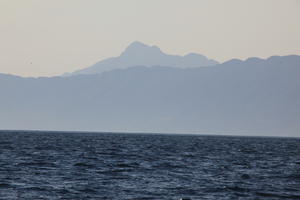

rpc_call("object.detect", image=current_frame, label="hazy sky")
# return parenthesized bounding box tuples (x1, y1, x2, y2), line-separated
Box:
(0, 0, 299, 77)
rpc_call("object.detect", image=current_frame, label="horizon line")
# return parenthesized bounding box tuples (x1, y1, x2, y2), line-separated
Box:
(0, 129, 299, 139)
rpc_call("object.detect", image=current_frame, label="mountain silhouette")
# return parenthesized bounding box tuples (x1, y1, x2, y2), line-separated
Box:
(1, 55, 299, 136)
(68, 41, 219, 75)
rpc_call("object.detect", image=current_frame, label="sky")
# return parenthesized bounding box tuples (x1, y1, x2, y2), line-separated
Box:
(0, 0, 299, 77)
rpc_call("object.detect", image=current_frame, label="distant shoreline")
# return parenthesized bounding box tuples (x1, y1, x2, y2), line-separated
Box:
(0, 129, 299, 139)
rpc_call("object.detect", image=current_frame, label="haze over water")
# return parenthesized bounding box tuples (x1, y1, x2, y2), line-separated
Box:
(1, 1, 300, 199)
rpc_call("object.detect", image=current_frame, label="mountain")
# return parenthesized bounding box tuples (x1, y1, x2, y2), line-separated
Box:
(1, 55, 299, 136)
(67, 41, 219, 75)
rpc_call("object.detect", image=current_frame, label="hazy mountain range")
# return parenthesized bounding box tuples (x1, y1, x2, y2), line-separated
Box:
(66, 41, 219, 76)
(1, 42, 300, 137)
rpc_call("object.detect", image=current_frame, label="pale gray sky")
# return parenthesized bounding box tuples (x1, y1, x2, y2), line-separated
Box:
(0, 0, 299, 77)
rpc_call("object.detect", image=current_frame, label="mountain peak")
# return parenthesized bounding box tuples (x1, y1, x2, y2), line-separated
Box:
(70, 41, 219, 75)
(121, 41, 162, 57)
(127, 41, 149, 49)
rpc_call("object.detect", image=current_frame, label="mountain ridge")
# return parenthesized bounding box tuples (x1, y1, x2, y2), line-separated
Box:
(67, 41, 219, 76)
(1, 55, 299, 136)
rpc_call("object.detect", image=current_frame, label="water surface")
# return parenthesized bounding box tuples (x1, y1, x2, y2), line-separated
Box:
(0, 131, 299, 199)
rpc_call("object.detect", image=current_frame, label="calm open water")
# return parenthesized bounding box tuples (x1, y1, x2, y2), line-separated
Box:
(0, 131, 299, 200)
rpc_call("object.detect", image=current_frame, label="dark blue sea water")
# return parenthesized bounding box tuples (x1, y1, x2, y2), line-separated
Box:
(0, 131, 299, 200)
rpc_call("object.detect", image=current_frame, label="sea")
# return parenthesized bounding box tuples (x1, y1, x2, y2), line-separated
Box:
(0, 131, 299, 200)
